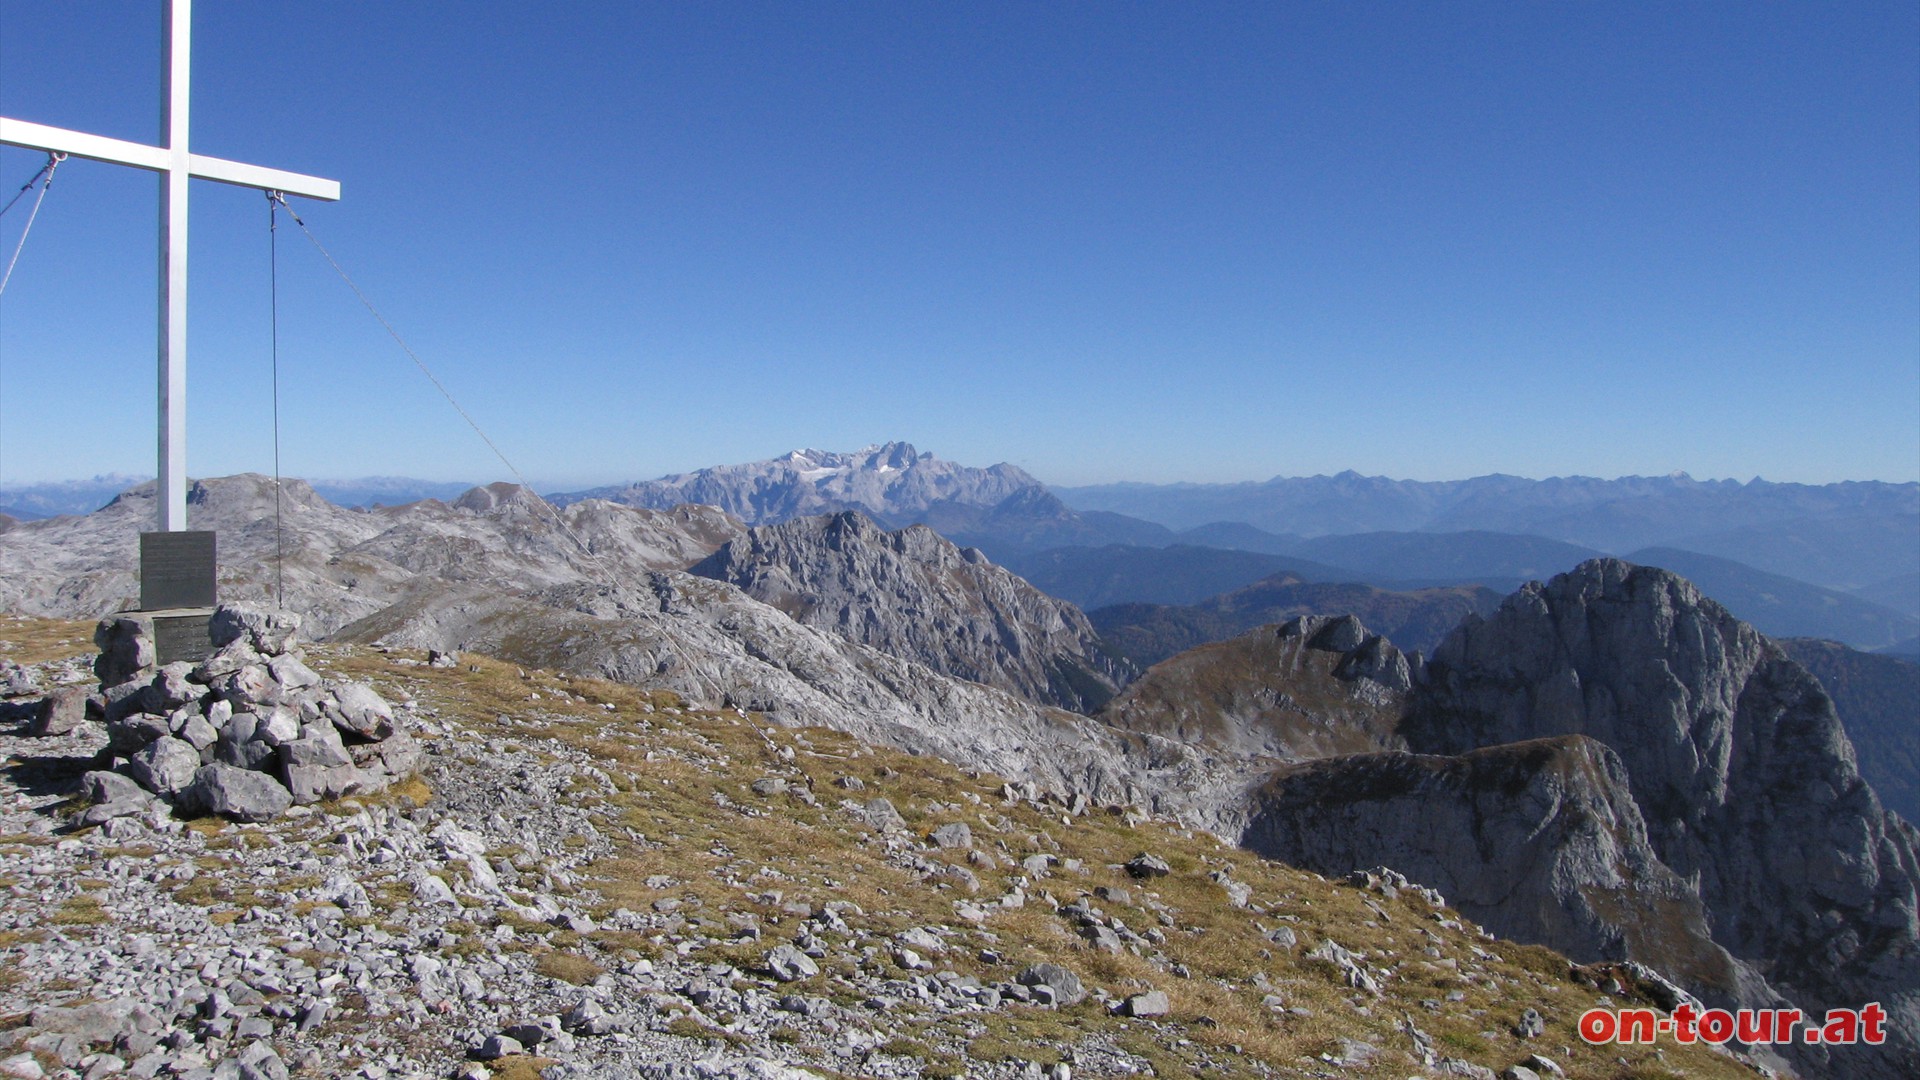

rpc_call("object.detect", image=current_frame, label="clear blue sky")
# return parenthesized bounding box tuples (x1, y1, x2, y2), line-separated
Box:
(1, 1, 1915, 489)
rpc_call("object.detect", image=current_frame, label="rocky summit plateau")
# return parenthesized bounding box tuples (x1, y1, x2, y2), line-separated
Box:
(0, 466, 1914, 1080)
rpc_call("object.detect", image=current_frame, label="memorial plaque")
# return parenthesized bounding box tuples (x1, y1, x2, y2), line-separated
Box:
(152, 609, 215, 665)
(140, 530, 217, 610)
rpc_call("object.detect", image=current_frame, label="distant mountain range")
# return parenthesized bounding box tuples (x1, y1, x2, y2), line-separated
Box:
(17, 446, 1918, 651)
(0, 474, 150, 519)
(0, 475, 480, 517)
(1058, 471, 1920, 590)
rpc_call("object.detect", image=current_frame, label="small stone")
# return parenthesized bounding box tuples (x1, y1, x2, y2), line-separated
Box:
(927, 822, 972, 849)
(860, 797, 905, 832)
(1521, 1055, 1564, 1079)
(1015, 963, 1085, 1007)
(472, 1034, 521, 1061)
(1501, 1067, 1542, 1080)
(1121, 990, 1170, 1017)
(764, 945, 819, 982)
(750, 778, 788, 796)
(1124, 853, 1171, 879)
(80, 771, 150, 807)
(30, 686, 90, 737)
(325, 683, 395, 740)
(1512, 1007, 1545, 1040)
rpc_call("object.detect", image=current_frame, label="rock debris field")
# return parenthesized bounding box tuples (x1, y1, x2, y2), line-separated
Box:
(0, 615, 1764, 1080)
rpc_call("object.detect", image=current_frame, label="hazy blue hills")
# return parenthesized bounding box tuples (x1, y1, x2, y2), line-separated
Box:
(1853, 572, 1920, 621)
(1779, 638, 1920, 826)
(310, 478, 477, 508)
(0, 474, 149, 519)
(1001, 544, 1363, 609)
(1057, 472, 1919, 587)
(1624, 547, 1920, 649)
(1285, 530, 1603, 586)
(1172, 521, 1304, 554)
(1090, 574, 1502, 668)
(879, 487, 1175, 561)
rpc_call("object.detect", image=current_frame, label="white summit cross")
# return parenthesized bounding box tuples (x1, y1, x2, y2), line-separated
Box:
(0, 0, 340, 534)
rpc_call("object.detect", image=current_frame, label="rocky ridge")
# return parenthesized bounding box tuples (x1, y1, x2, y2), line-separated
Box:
(1096, 616, 1414, 762)
(1406, 558, 1920, 1079)
(690, 512, 1133, 712)
(0, 620, 1765, 1080)
(0, 475, 743, 639)
(552, 443, 1038, 527)
(1090, 575, 1503, 669)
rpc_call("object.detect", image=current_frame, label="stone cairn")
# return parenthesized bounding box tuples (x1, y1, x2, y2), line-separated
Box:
(80, 603, 421, 825)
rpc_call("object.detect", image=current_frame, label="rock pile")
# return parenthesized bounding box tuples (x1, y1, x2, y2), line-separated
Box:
(83, 603, 419, 824)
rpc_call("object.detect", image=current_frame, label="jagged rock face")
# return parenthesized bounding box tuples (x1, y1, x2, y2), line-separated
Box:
(1410, 557, 1920, 1080)
(1243, 736, 1767, 1002)
(689, 512, 1132, 712)
(0, 473, 1262, 834)
(554, 442, 1040, 526)
(0, 474, 743, 636)
(1097, 615, 1413, 761)
(332, 572, 1266, 836)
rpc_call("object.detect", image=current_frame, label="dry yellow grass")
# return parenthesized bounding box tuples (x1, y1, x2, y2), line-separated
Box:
(0, 619, 1763, 1080)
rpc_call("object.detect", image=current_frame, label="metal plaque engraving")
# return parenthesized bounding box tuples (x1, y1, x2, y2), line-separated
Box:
(140, 530, 217, 610)
(153, 610, 215, 665)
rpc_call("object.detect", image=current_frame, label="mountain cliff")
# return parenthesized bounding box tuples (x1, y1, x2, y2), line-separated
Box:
(1779, 638, 1920, 825)
(1242, 736, 1767, 1010)
(1409, 558, 1920, 1079)
(689, 512, 1131, 712)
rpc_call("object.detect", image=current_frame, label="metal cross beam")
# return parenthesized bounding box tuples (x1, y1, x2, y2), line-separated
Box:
(0, 0, 340, 532)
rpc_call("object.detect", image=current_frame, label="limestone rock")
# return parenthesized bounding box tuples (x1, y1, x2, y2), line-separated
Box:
(29, 685, 88, 737)
(185, 763, 292, 822)
(691, 510, 1133, 712)
(1409, 558, 1920, 1080)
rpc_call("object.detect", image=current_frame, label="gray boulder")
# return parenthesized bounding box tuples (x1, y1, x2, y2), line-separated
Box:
(127, 736, 201, 798)
(1016, 962, 1086, 1006)
(209, 603, 302, 656)
(326, 682, 395, 740)
(29, 685, 89, 737)
(185, 763, 292, 822)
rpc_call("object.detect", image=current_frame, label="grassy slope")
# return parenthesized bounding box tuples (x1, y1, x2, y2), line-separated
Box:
(6, 617, 1753, 1080)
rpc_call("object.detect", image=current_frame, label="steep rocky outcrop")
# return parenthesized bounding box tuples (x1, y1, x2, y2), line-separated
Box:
(1408, 558, 1920, 1079)
(1097, 615, 1413, 761)
(690, 512, 1132, 712)
(0, 475, 1263, 833)
(333, 573, 1263, 835)
(1779, 637, 1920, 826)
(1243, 736, 1771, 1008)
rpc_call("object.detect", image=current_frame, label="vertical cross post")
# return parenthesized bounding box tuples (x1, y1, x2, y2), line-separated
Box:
(0, 0, 339, 535)
(159, 0, 191, 532)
